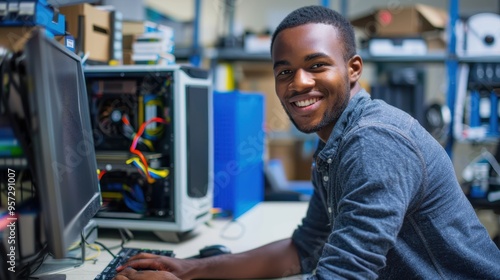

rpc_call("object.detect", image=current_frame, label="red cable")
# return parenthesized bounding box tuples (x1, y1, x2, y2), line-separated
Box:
(130, 117, 168, 183)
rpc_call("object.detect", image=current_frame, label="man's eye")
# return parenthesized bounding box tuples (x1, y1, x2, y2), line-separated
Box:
(278, 70, 291, 76)
(311, 63, 324, 69)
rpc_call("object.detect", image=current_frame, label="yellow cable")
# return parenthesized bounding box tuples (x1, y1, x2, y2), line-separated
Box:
(101, 192, 124, 199)
(66, 242, 101, 261)
(126, 157, 169, 178)
(84, 243, 101, 261)
(141, 138, 155, 151)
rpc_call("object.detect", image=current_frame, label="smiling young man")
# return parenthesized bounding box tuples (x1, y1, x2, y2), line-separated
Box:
(113, 5, 500, 280)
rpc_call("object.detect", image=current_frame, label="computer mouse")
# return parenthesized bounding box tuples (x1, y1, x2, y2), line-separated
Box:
(199, 244, 232, 258)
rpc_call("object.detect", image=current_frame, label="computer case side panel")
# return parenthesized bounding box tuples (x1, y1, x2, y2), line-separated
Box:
(172, 67, 213, 232)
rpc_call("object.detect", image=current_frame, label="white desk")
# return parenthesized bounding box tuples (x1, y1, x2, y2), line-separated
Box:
(61, 202, 309, 280)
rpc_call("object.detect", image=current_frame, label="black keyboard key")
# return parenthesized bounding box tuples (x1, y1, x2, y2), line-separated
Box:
(94, 247, 175, 280)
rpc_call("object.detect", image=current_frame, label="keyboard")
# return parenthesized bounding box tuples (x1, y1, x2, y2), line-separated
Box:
(94, 247, 175, 280)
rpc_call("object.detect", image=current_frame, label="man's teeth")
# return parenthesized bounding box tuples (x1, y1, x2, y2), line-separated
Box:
(294, 98, 319, 108)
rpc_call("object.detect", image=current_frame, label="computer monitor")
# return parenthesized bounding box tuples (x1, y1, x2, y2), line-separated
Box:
(23, 29, 101, 260)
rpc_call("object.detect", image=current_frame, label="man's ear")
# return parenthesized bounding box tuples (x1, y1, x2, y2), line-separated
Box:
(348, 55, 363, 83)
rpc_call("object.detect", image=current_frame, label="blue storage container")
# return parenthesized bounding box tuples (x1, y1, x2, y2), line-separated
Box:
(213, 91, 265, 218)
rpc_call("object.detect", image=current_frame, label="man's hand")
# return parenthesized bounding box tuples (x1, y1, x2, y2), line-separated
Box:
(115, 253, 196, 279)
(113, 267, 181, 280)
(114, 239, 300, 279)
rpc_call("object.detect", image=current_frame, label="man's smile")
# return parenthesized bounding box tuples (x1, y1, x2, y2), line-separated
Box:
(293, 97, 321, 108)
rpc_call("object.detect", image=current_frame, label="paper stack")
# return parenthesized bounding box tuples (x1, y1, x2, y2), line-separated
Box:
(132, 23, 175, 65)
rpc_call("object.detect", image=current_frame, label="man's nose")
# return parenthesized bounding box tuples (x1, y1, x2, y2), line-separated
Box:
(290, 69, 315, 93)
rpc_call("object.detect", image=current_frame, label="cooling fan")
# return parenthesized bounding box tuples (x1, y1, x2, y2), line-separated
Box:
(97, 97, 135, 138)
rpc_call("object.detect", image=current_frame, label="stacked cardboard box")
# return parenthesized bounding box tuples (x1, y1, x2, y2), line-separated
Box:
(60, 4, 111, 63)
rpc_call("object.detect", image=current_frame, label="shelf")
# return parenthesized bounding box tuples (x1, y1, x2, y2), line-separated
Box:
(458, 55, 500, 63)
(206, 49, 449, 63)
(359, 50, 447, 63)
(454, 138, 500, 145)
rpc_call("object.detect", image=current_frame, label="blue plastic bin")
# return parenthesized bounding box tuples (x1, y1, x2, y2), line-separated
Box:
(213, 91, 265, 218)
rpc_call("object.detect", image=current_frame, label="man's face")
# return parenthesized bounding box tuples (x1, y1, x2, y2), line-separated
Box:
(271, 23, 353, 141)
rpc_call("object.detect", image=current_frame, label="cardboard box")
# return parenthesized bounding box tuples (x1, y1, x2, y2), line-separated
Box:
(0, 27, 69, 52)
(424, 30, 447, 51)
(60, 4, 111, 62)
(122, 21, 145, 35)
(0, 27, 37, 52)
(237, 62, 291, 133)
(122, 34, 135, 64)
(351, 4, 448, 37)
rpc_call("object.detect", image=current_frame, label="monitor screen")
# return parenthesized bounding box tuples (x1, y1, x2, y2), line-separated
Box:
(24, 29, 101, 259)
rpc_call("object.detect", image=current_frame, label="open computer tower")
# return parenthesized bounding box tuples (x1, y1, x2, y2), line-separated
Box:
(84, 65, 213, 241)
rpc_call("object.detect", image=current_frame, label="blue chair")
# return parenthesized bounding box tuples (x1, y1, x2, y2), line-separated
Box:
(264, 159, 314, 201)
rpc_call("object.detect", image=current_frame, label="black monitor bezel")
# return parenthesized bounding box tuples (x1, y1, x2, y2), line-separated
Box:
(24, 28, 101, 259)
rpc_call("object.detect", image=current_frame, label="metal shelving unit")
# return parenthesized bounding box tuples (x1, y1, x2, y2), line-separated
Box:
(445, 0, 500, 157)
(445, 0, 460, 156)
(188, 0, 499, 159)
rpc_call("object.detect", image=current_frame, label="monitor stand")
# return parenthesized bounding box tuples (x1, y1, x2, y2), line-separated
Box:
(30, 258, 80, 279)
(30, 274, 67, 280)
(30, 235, 85, 279)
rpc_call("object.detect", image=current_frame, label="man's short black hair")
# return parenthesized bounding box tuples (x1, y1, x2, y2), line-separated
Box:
(271, 5, 356, 61)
